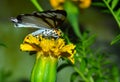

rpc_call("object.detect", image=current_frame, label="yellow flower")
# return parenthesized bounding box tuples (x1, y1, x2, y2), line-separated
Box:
(50, 0, 65, 10)
(20, 34, 76, 63)
(50, 0, 91, 9)
(77, 0, 91, 8)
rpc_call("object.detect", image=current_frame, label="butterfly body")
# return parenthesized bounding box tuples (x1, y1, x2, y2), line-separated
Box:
(31, 29, 61, 38)
(11, 10, 66, 38)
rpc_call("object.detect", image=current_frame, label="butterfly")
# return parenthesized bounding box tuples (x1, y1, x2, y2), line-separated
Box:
(11, 10, 67, 38)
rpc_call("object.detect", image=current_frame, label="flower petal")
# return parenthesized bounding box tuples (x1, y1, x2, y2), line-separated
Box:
(20, 35, 76, 63)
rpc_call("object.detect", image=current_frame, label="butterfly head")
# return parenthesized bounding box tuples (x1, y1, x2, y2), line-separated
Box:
(11, 17, 20, 27)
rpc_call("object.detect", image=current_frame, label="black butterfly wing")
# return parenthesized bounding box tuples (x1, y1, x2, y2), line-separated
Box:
(11, 10, 67, 29)
(33, 10, 67, 28)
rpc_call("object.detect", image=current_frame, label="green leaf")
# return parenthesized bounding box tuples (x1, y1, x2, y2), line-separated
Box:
(88, 68, 98, 77)
(106, 0, 111, 4)
(96, 78, 105, 82)
(31, 0, 43, 11)
(115, 8, 120, 17)
(102, 10, 110, 13)
(112, 66, 119, 82)
(118, 18, 120, 21)
(79, 58, 87, 72)
(92, 2, 106, 7)
(111, 0, 119, 9)
(111, 34, 120, 45)
(103, 0, 120, 27)
(64, 1, 82, 39)
(84, 34, 96, 47)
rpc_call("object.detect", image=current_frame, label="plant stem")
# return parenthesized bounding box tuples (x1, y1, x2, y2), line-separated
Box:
(31, 0, 43, 11)
(31, 53, 58, 82)
(103, 0, 120, 27)
(74, 66, 89, 82)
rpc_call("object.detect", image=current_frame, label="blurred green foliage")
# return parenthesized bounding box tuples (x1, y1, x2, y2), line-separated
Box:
(0, 69, 12, 82)
(59, 0, 120, 82)
(93, 0, 120, 44)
